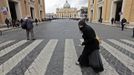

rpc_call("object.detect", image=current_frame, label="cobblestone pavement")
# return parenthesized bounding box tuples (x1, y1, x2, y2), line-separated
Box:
(0, 38, 134, 75)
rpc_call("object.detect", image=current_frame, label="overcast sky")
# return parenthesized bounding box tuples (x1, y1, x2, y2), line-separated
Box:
(45, 0, 88, 13)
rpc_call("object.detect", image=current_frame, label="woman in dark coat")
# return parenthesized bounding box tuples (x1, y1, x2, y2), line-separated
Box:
(77, 20, 103, 72)
(121, 18, 127, 31)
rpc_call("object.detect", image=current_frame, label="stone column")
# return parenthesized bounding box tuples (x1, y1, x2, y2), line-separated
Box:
(110, 0, 117, 22)
(6, 0, 11, 19)
(121, 0, 126, 20)
(15, 1, 22, 20)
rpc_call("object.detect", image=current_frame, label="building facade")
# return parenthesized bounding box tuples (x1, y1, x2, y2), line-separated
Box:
(88, 0, 134, 24)
(46, 13, 56, 19)
(0, 0, 45, 26)
(56, 0, 78, 19)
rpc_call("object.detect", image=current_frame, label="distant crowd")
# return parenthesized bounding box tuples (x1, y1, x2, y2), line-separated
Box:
(4, 18, 46, 28)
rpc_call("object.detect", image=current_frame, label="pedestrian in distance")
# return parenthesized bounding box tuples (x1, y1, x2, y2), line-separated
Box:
(16, 20, 20, 27)
(76, 20, 104, 73)
(121, 18, 127, 31)
(35, 18, 38, 26)
(111, 17, 115, 24)
(9, 18, 12, 27)
(20, 19, 24, 28)
(20, 19, 24, 24)
(5, 18, 10, 28)
(12, 19, 16, 27)
(99, 18, 103, 23)
(22, 16, 35, 40)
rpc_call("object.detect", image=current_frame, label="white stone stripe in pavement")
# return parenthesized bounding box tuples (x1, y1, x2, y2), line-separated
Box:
(80, 39, 84, 42)
(0, 40, 15, 48)
(0, 40, 43, 75)
(0, 40, 27, 57)
(121, 39, 134, 46)
(108, 39, 134, 54)
(100, 54, 119, 75)
(25, 39, 58, 75)
(101, 41, 134, 72)
(63, 39, 82, 75)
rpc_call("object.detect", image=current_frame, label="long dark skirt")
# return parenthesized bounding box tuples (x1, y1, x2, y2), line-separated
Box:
(78, 45, 104, 72)
(88, 50, 104, 72)
(78, 45, 95, 67)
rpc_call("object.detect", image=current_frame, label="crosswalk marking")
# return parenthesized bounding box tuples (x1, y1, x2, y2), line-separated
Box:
(80, 39, 83, 43)
(0, 40, 43, 75)
(0, 40, 15, 48)
(63, 39, 82, 75)
(0, 40, 27, 57)
(101, 41, 134, 72)
(100, 55, 119, 75)
(108, 39, 134, 54)
(25, 39, 58, 75)
(121, 39, 134, 46)
(0, 39, 133, 75)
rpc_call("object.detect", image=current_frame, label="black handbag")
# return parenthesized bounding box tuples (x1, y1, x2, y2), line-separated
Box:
(21, 21, 27, 29)
(88, 50, 104, 73)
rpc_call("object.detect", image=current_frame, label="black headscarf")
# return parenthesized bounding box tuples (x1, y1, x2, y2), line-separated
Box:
(78, 20, 87, 26)
(78, 20, 87, 31)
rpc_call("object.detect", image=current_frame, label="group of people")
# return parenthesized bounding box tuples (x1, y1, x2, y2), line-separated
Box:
(5, 18, 40, 28)
(5, 18, 20, 28)
(6, 17, 105, 73)
(4, 16, 129, 73)
(9, 17, 104, 73)
(111, 17, 127, 31)
(4, 17, 42, 40)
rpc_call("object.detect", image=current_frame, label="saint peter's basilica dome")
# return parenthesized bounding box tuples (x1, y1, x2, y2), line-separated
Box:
(63, 0, 70, 8)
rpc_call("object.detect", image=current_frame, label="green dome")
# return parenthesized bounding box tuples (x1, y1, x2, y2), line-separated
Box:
(64, 0, 70, 8)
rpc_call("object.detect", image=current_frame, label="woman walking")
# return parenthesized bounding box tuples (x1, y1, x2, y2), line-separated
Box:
(77, 20, 104, 73)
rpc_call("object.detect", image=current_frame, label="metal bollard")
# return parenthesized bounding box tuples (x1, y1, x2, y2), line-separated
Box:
(133, 28, 134, 37)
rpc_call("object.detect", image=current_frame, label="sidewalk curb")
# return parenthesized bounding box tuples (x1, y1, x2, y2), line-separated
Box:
(96, 23, 134, 29)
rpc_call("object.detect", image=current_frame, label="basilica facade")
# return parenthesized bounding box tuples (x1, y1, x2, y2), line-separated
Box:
(56, 0, 78, 19)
